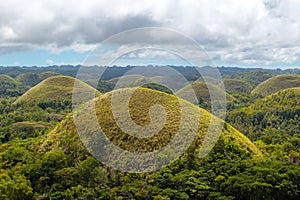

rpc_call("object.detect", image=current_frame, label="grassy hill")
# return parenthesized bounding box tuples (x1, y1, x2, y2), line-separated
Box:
(37, 71, 61, 80)
(196, 76, 220, 85)
(222, 79, 253, 94)
(176, 82, 234, 111)
(0, 74, 17, 85)
(41, 87, 260, 164)
(14, 76, 101, 104)
(227, 71, 273, 86)
(15, 71, 62, 87)
(4, 87, 300, 199)
(227, 87, 300, 156)
(252, 74, 300, 96)
(0, 74, 20, 97)
(98, 74, 182, 94)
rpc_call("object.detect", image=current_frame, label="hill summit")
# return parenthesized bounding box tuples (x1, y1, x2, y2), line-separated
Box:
(41, 87, 261, 172)
(14, 76, 101, 104)
(252, 74, 300, 96)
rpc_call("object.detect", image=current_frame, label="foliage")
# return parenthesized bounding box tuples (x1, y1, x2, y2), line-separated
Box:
(221, 79, 253, 94)
(227, 87, 300, 157)
(252, 74, 300, 96)
(14, 76, 101, 104)
(0, 68, 300, 199)
(226, 71, 273, 86)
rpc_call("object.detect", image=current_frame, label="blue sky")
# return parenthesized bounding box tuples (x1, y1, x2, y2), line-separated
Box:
(1, 48, 299, 69)
(0, 50, 90, 66)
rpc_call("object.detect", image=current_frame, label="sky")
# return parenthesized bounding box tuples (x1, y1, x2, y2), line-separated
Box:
(1, 0, 300, 68)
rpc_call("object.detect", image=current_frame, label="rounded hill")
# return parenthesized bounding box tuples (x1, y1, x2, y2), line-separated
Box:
(14, 76, 101, 104)
(41, 87, 261, 172)
(252, 74, 300, 96)
(227, 87, 300, 152)
(176, 82, 234, 106)
(222, 79, 253, 94)
(0, 74, 17, 86)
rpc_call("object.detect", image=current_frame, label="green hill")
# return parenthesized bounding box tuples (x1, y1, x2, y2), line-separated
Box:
(222, 79, 253, 94)
(5, 88, 300, 200)
(15, 73, 40, 86)
(176, 82, 234, 110)
(252, 74, 300, 96)
(37, 71, 61, 80)
(15, 71, 62, 87)
(228, 71, 273, 86)
(41, 87, 260, 163)
(227, 87, 300, 156)
(0, 74, 20, 97)
(0, 74, 17, 85)
(196, 76, 220, 85)
(98, 74, 181, 94)
(14, 76, 101, 104)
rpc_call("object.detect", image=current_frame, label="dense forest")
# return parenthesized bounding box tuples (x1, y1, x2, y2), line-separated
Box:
(0, 66, 300, 199)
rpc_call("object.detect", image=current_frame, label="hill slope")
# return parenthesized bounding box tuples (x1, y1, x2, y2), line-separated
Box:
(176, 82, 234, 110)
(252, 74, 300, 96)
(14, 76, 101, 104)
(41, 87, 261, 170)
(227, 87, 300, 155)
(222, 79, 253, 94)
(98, 74, 183, 94)
(228, 71, 273, 86)
(0, 74, 17, 85)
(0, 74, 20, 97)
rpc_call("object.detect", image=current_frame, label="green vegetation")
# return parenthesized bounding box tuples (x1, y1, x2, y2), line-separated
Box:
(98, 75, 179, 94)
(176, 81, 234, 110)
(0, 71, 64, 98)
(0, 97, 72, 143)
(226, 71, 273, 86)
(252, 74, 300, 96)
(222, 79, 253, 94)
(0, 67, 300, 199)
(197, 76, 220, 85)
(44, 88, 260, 156)
(227, 87, 300, 158)
(15, 76, 101, 104)
(0, 74, 19, 97)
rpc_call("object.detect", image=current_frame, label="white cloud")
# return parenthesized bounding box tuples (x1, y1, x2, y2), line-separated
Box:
(45, 59, 54, 65)
(0, 0, 300, 66)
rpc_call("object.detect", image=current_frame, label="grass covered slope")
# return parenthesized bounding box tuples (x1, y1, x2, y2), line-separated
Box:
(98, 74, 182, 94)
(252, 74, 300, 96)
(0, 74, 20, 97)
(228, 71, 273, 86)
(41, 87, 261, 168)
(176, 82, 234, 107)
(14, 76, 101, 104)
(222, 79, 253, 94)
(227, 87, 300, 155)
(0, 74, 17, 85)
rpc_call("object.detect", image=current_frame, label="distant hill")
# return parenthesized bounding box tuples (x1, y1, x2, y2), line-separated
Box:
(222, 79, 253, 94)
(98, 74, 184, 94)
(14, 76, 101, 104)
(0, 74, 20, 97)
(15, 71, 62, 87)
(37, 71, 61, 80)
(225, 71, 273, 86)
(176, 82, 234, 111)
(1, 65, 300, 81)
(0, 74, 17, 85)
(41, 88, 261, 170)
(252, 74, 300, 96)
(196, 76, 220, 85)
(227, 87, 300, 155)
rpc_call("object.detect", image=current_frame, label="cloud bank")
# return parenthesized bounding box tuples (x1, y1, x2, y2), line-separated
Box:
(0, 0, 300, 67)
